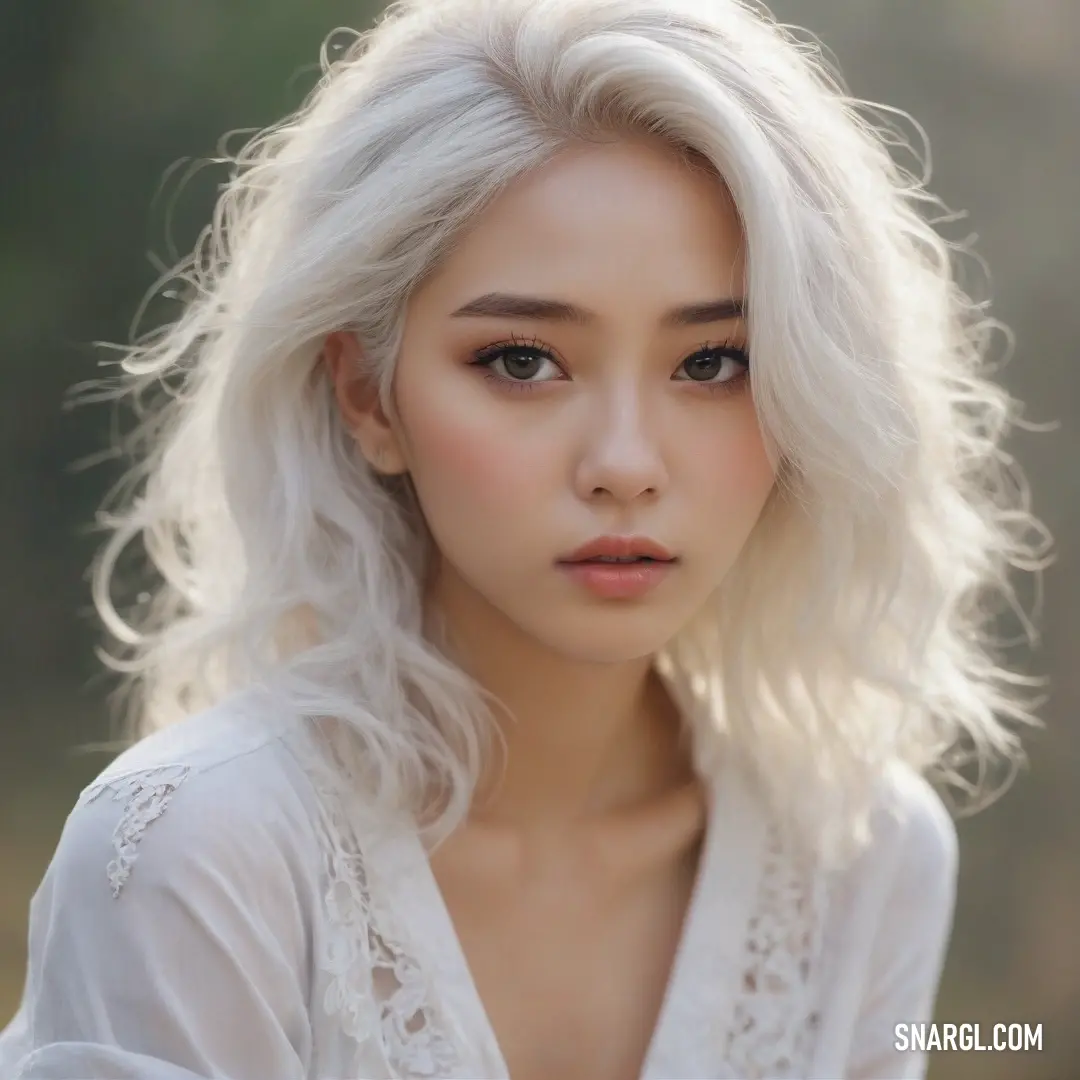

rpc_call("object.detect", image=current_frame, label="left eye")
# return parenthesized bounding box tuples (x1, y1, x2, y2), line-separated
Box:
(675, 346, 750, 383)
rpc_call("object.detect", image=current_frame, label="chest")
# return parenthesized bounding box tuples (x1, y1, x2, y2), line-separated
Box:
(430, 837, 703, 1080)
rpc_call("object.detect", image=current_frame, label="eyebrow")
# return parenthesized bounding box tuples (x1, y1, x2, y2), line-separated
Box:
(449, 292, 745, 328)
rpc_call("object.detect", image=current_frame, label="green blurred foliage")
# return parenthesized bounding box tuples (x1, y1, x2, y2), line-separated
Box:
(1, 2, 1077, 1077)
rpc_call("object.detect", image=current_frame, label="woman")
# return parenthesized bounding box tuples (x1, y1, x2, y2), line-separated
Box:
(0, 0, 1050, 1077)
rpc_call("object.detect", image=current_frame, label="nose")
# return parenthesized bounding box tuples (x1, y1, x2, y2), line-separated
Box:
(573, 381, 668, 504)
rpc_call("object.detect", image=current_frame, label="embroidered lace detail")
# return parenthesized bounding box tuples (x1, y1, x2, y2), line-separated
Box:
(296, 727, 462, 1078)
(723, 821, 827, 1079)
(82, 765, 191, 898)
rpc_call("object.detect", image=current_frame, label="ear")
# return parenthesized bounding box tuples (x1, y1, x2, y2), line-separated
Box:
(323, 331, 408, 475)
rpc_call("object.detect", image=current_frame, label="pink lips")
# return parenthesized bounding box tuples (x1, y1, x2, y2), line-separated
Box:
(556, 535, 678, 600)
(558, 535, 676, 564)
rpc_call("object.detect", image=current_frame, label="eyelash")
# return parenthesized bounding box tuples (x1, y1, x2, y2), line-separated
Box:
(468, 333, 751, 396)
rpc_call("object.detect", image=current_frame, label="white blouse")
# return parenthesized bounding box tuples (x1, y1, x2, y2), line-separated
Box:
(0, 686, 957, 1080)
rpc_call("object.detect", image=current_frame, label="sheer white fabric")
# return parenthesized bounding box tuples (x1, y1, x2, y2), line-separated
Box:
(0, 689, 957, 1079)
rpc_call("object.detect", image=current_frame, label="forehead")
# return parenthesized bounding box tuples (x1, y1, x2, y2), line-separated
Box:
(414, 138, 746, 319)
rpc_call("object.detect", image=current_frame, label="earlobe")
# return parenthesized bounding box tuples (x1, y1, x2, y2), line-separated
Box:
(369, 444, 408, 476)
(323, 330, 408, 476)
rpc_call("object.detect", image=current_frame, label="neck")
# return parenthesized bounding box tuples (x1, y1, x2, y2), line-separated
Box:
(425, 567, 695, 835)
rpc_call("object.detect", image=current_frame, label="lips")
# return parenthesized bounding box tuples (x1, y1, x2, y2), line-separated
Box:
(557, 535, 677, 564)
(556, 539, 678, 600)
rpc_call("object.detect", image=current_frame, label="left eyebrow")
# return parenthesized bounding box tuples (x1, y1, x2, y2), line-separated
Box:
(449, 292, 745, 329)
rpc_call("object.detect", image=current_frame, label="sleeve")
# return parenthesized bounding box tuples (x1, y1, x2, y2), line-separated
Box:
(0, 765, 314, 1080)
(846, 773, 960, 1080)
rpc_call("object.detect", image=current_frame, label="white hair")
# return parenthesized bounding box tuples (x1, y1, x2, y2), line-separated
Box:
(79, 0, 1052, 863)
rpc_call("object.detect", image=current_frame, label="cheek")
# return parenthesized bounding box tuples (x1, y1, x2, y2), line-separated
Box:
(397, 381, 540, 519)
(696, 405, 776, 514)
(729, 426, 776, 497)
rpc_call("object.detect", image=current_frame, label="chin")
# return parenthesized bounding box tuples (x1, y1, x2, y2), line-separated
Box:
(520, 610, 683, 667)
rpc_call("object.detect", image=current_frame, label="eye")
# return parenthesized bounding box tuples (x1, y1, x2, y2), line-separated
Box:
(469, 336, 564, 390)
(674, 343, 751, 388)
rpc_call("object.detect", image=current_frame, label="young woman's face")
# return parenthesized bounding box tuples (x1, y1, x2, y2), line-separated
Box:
(348, 138, 775, 663)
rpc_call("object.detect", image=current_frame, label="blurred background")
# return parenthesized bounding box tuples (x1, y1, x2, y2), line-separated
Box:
(0, 2, 1076, 1077)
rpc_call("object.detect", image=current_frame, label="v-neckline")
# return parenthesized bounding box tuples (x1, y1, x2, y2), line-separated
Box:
(395, 753, 767, 1080)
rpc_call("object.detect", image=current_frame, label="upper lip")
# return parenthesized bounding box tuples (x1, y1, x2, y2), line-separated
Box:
(557, 536, 677, 563)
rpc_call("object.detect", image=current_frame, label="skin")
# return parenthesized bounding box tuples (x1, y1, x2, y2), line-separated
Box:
(325, 136, 775, 1079)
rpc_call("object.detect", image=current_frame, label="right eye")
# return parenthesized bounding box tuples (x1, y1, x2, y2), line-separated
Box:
(469, 338, 566, 389)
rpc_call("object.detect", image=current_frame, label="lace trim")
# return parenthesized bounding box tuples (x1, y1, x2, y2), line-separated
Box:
(294, 726, 462, 1078)
(81, 764, 191, 898)
(723, 821, 826, 1079)
(295, 721, 829, 1079)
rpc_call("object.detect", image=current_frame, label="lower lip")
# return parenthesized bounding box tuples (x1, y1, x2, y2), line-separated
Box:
(557, 560, 676, 599)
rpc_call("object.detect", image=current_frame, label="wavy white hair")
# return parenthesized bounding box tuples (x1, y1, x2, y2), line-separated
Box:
(79, 0, 1052, 861)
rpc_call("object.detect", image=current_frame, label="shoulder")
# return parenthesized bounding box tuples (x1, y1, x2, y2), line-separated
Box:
(8, 695, 332, 1080)
(836, 762, 959, 935)
(82, 685, 297, 788)
(868, 762, 959, 886)
(57, 690, 325, 901)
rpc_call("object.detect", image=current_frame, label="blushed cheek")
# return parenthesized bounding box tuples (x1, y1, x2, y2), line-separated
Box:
(731, 432, 776, 498)
(706, 413, 776, 514)
(406, 399, 538, 518)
